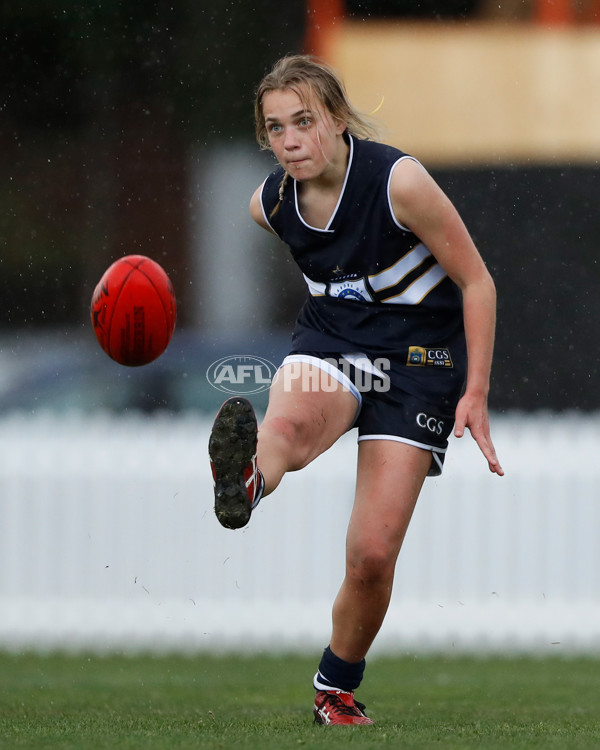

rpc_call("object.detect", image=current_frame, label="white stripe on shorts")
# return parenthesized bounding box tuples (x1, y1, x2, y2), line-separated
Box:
(277, 354, 363, 404)
(357, 434, 445, 475)
(357, 433, 446, 454)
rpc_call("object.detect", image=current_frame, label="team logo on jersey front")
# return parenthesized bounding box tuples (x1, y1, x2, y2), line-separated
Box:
(328, 278, 373, 302)
(338, 287, 367, 301)
(407, 346, 453, 368)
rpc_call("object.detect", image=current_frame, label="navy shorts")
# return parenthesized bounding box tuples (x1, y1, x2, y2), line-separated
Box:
(279, 349, 466, 477)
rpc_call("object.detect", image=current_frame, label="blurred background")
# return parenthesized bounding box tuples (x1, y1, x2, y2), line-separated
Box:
(2, 0, 600, 414)
(1, 1, 600, 654)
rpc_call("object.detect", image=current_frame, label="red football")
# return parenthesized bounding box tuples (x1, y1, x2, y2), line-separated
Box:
(90, 255, 177, 366)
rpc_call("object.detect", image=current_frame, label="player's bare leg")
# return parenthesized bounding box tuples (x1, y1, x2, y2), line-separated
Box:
(329, 440, 431, 662)
(313, 441, 429, 724)
(257, 361, 359, 496)
(210, 361, 358, 529)
(313, 441, 429, 725)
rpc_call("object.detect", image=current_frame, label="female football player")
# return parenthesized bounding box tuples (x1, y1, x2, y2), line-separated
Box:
(209, 54, 503, 726)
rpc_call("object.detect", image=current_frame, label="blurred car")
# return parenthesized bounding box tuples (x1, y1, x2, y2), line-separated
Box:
(0, 328, 292, 416)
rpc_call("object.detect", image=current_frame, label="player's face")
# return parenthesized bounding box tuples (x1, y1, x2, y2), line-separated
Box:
(262, 87, 347, 182)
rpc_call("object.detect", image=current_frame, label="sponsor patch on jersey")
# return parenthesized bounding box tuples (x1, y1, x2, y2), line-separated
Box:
(407, 346, 454, 368)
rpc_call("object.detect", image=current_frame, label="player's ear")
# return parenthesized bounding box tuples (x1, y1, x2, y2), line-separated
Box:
(334, 119, 348, 135)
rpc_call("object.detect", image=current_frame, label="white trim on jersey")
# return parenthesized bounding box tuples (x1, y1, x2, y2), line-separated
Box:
(303, 251, 446, 305)
(258, 178, 279, 236)
(293, 134, 355, 233)
(381, 263, 448, 305)
(302, 273, 327, 296)
(368, 242, 431, 294)
(386, 155, 422, 231)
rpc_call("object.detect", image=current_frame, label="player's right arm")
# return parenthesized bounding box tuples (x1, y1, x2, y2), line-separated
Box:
(250, 184, 274, 233)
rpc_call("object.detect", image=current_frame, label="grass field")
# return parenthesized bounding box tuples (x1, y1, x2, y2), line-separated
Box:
(0, 651, 599, 749)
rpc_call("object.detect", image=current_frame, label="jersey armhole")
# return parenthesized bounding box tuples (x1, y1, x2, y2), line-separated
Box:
(258, 179, 279, 235)
(386, 155, 422, 232)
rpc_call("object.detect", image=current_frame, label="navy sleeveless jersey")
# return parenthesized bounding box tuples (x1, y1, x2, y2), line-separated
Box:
(260, 135, 465, 358)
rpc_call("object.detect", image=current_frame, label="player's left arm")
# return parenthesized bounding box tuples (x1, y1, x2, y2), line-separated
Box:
(389, 158, 504, 476)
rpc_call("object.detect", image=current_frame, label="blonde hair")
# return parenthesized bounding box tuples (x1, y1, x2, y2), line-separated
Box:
(254, 55, 379, 217)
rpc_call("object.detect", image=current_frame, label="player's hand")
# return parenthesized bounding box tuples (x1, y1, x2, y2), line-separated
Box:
(454, 393, 504, 476)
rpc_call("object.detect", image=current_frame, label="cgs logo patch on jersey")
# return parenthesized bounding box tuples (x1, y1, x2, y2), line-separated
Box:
(407, 346, 454, 368)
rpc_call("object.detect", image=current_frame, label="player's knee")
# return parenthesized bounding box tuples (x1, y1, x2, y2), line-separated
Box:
(347, 543, 397, 586)
(260, 414, 313, 470)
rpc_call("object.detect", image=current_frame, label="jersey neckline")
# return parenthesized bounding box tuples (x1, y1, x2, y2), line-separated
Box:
(292, 134, 355, 234)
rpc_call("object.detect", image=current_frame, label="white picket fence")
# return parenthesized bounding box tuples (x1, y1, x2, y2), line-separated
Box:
(1, 411, 599, 655)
